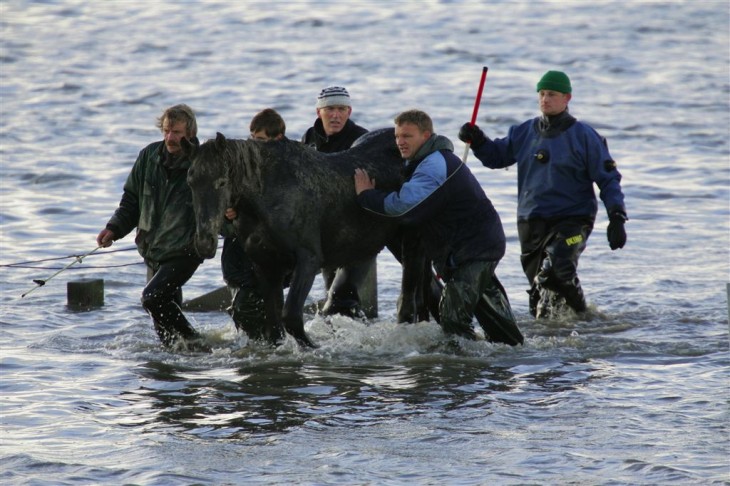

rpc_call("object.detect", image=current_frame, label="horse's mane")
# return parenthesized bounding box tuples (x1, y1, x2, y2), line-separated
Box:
(202, 137, 266, 196)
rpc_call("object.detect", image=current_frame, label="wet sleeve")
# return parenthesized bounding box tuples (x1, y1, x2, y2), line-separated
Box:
(473, 134, 515, 168)
(585, 131, 626, 216)
(106, 150, 144, 239)
(356, 153, 447, 226)
(382, 155, 445, 216)
(356, 189, 388, 215)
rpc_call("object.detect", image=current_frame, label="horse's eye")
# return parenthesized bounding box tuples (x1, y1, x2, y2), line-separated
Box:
(216, 180, 227, 189)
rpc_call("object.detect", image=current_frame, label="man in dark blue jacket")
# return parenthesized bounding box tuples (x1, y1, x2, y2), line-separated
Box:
(354, 109, 514, 340)
(459, 70, 627, 318)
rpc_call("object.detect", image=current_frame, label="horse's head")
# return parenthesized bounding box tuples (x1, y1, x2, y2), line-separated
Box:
(184, 132, 231, 260)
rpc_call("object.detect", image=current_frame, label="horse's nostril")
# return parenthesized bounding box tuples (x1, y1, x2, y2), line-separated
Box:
(193, 234, 217, 259)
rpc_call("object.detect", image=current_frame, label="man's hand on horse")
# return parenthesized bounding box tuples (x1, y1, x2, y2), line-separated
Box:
(354, 168, 375, 195)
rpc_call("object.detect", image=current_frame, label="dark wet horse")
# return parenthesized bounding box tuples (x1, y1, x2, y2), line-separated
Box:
(183, 129, 430, 348)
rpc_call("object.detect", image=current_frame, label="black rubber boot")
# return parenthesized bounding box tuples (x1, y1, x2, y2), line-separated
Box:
(528, 284, 540, 318)
(441, 321, 478, 340)
(557, 277, 587, 313)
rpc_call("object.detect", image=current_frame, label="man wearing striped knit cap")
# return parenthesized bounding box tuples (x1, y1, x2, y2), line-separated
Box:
(302, 86, 368, 152)
(302, 86, 370, 318)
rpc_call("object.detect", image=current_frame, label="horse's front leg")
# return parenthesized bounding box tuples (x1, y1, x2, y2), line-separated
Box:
(252, 264, 286, 346)
(282, 251, 319, 348)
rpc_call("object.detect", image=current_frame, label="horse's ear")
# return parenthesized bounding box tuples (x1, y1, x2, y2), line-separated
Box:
(215, 132, 227, 151)
(180, 137, 196, 158)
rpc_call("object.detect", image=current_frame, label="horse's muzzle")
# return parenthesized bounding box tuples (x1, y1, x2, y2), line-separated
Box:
(194, 233, 218, 259)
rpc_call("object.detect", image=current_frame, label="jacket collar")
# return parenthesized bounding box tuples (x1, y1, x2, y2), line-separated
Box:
(407, 134, 454, 164)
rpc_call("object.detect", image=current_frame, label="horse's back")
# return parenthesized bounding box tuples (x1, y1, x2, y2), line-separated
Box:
(244, 130, 401, 265)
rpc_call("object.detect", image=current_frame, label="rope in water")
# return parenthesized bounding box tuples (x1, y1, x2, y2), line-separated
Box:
(2, 240, 224, 270)
(1, 245, 141, 270)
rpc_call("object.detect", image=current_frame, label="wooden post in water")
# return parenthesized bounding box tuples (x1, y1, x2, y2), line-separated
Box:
(182, 286, 231, 312)
(146, 264, 232, 311)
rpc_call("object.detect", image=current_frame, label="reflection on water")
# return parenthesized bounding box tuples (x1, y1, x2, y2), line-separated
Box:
(124, 357, 619, 440)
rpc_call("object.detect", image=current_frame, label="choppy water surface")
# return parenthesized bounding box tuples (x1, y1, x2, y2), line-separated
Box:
(1, 1, 728, 485)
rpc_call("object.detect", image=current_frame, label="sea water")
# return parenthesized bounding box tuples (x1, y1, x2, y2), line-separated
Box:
(1, 1, 728, 485)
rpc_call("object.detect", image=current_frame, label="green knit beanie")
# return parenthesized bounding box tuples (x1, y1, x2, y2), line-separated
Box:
(536, 70, 572, 94)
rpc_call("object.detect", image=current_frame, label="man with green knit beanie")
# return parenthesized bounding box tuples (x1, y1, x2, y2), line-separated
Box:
(536, 70, 572, 94)
(458, 70, 627, 319)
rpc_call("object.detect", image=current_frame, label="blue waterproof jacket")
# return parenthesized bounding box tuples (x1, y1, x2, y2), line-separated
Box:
(357, 134, 505, 268)
(472, 116, 625, 221)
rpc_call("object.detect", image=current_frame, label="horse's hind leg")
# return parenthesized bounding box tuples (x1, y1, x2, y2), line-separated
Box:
(282, 253, 319, 348)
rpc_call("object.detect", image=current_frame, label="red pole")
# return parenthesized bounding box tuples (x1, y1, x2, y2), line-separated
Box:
(470, 66, 489, 125)
(463, 66, 488, 162)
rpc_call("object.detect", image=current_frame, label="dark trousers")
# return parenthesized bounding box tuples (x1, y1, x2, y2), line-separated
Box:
(439, 260, 501, 339)
(142, 256, 201, 346)
(227, 284, 283, 343)
(518, 217, 593, 315)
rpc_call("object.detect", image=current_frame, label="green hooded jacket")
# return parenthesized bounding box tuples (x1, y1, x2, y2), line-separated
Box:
(106, 140, 200, 264)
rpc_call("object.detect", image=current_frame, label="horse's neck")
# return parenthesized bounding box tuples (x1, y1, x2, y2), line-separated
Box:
(227, 139, 261, 199)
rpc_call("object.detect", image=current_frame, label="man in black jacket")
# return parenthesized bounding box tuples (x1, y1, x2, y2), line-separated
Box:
(301, 86, 367, 152)
(301, 86, 374, 318)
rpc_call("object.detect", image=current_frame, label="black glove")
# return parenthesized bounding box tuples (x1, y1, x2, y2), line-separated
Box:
(458, 123, 487, 148)
(607, 210, 627, 250)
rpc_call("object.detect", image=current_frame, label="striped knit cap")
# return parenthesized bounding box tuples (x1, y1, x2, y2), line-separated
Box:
(316, 86, 351, 108)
